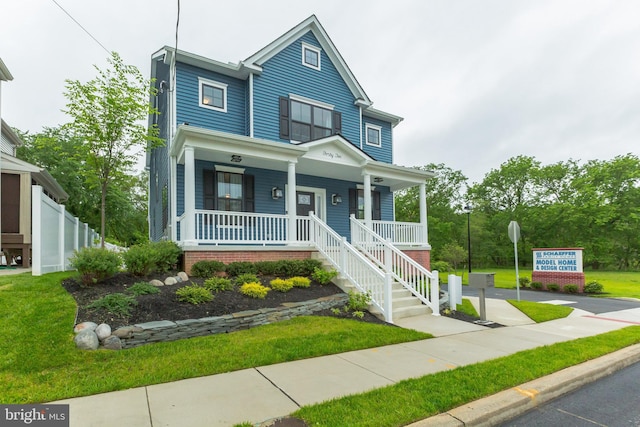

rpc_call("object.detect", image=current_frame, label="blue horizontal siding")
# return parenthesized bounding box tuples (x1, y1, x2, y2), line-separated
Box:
(175, 63, 247, 135)
(362, 116, 393, 164)
(253, 31, 360, 146)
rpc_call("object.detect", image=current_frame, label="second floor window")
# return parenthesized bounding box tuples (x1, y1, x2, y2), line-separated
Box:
(280, 97, 342, 143)
(199, 78, 227, 112)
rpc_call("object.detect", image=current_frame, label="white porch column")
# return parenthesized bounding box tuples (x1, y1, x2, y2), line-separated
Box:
(183, 146, 197, 245)
(419, 182, 428, 245)
(287, 161, 297, 244)
(170, 155, 178, 242)
(363, 173, 372, 228)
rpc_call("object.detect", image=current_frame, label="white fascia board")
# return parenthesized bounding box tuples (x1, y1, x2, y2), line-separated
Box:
(161, 46, 257, 80)
(1, 120, 21, 146)
(363, 107, 404, 127)
(362, 161, 435, 192)
(33, 169, 69, 201)
(171, 125, 307, 163)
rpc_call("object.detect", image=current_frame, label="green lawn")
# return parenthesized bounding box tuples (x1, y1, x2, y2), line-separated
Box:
(507, 299, 573, 322)
(469, 268, 640, 299)
(0, 272, 429, 404)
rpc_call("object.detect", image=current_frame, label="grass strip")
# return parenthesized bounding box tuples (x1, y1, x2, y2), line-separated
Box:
(294, 326, 640, 426)
(0, 273, 429, 404)
(456, 298, 479, 317)
(507, 299, 573, 323)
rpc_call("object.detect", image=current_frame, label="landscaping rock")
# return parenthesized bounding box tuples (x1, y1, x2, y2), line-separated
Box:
(95, 323, 112, 341)
(164, 277, 178, 286)
(112, 326, 143, 339)
(150, 279, 164, 287)
(177, 271, 189, 282)
(73, 321, 98, 334)
(175, 275, 183, 283)
(102, 335, 122, 350)
(74, 330, 99, 350)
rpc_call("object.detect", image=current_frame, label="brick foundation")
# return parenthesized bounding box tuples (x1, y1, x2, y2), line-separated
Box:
(531, 271, 585, 292)
(401, 249, 431, 270)
(183, 249, 314, 275)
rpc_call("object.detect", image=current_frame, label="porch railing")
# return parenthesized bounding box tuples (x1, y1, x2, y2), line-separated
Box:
(369, 219, 427, 246)
(179, 210, 313, 245)
(351, 215, 439, 315)
(309, 213, 393, 322)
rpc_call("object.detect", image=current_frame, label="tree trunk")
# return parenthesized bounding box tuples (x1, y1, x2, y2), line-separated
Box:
(101, 182, 107, 248)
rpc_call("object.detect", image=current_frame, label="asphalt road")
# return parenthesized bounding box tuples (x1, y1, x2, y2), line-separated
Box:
(449, 284, 640, 314)
(500, 361, 640, 427)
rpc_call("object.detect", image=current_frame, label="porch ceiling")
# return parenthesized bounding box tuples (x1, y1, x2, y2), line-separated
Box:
(172, 125, 434, 191)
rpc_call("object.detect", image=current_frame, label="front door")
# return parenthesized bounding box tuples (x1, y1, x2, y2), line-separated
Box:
(296, 191, 315, 216)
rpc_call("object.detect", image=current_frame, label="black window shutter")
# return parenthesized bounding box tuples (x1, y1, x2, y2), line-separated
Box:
(348, 188, 357, 217)
(203, 170, 215, 210)
(279, 97, 290, 139)
(372, 191, 381, 220)
(244, 174, 255, 212)
(333, 111, 342, 135)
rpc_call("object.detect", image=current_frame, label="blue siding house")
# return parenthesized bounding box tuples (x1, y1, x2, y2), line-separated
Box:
(148, 16, 438, 320)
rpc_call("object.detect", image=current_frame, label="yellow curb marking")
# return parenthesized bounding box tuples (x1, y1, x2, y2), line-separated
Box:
(514, 387, 539, 400)
(445, 364, 457, 369)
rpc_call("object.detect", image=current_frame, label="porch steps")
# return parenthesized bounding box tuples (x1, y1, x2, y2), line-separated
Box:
(311, 253, 430, 321)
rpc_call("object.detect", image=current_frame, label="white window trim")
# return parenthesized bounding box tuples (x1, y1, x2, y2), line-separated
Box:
(365, 123, 382, 147)
(198, 77, 227, 112)
(289, 94, 334, 110)
(215, 165, 245, 174)
(301, 42, 321, 71)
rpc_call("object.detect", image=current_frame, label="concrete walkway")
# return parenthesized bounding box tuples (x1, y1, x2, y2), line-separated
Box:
(51, 299, 640, 427)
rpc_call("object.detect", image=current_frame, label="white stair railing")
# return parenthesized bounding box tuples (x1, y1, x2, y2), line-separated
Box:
(351, 215, 439, 315)
(309, 213, 393, 322)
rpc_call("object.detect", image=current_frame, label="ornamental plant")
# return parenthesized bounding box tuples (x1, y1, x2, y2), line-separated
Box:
(235, 273, 260, 286)
(270, 278, 294, 292)
(290, 276, 311, 288)
(176, 285, 213, 304)
(126, 282, 160, 296)
(584, 281, 604, 294)
(70, 247, 121, 285)
(312, 268, 338, 285)
(190, 260, 226, 278)
(203, 277, 234, 292)
(240, 282, 270, 299)
(88, 293, 137, 317)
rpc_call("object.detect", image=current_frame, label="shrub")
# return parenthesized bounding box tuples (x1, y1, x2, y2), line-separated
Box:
(226, 261, 257, 277)
(190, 260, 226, 278)
(564, 284, 578, 294)
(352, 311, 365, 319)
(290, 276, 311, 288)
(240, 282, 270, 299)
(235, 273, 260, 286)
(254, 261, 279, 275)
(584, 281, 605, 294)
(123, 244, 156, 276)
(126, 282, 160, 296)
(312, 268, 338, 285)
(88, 293, 137, 317)
(347, 291, 371, 312)
(546, 283, 560, 292)
(430, 261, 451, 273)
(203, 277, 234, 292)
(151, 241, 182, 272)
(270, 278, 294, 292)
(519, 276, 531, 288)
(302, 259, 323, 275)
(176, 285, 213, 304)
(70, 247, 121, 285)
(530, 281, 543, 290)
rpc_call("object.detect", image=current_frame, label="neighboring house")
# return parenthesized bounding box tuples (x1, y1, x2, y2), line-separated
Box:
(147, 16, 438, 321)
(1, 120, 69, 267)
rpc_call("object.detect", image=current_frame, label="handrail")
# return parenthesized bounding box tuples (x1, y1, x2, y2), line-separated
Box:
(369, 219, 428, 246)
(309, 213, 393, 322)
(351, 215, 439, 315)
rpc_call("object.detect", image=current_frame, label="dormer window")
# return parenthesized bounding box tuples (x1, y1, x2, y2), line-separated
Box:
(365, 124, 382, 147)
(302, 43, 321, 70)
(198, 77, 227, 112)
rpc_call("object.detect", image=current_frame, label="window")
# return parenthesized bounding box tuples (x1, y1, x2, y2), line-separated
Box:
(365, 124, 382, 147)
(198, 78, 227, 112)
(279, 96, 341, 142)
(302, 43, 321, 70)
(349, 188, 381, 220)
(203, 169, 255, 212)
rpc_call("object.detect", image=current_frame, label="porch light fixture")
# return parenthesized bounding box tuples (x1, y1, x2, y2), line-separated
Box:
(231, 155, 242, 163)
(373, 177, 383, 183)
(331, 193, 342, 205)
(272, 187, 283, 199)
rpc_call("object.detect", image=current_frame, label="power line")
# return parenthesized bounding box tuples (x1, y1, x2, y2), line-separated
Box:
(51, 0, 111, 55)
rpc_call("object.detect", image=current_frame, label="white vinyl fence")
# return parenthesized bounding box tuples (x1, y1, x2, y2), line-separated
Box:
(32, 185, 99, 276)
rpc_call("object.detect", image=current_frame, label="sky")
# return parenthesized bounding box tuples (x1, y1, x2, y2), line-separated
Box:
(1, 0, 639, 184)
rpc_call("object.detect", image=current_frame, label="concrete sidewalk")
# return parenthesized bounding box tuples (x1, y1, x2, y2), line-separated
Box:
(52, 299, 640, 427)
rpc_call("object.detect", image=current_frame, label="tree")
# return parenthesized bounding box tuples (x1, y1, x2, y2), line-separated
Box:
(63, 52, 162, 246)
(439, 243, 467, 273)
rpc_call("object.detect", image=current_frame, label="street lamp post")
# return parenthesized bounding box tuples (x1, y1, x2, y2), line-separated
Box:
(464, 205, 472, 274)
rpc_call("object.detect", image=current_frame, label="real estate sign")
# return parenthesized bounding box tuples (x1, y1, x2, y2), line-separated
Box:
(533, 249, 583, 273)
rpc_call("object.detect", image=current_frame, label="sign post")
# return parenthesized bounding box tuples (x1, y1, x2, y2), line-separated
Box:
(508, 221, 521, 301)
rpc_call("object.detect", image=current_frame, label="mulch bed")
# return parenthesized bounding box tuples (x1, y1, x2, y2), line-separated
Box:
(63, 272, 390, 329)
(442, 309, 505, 328)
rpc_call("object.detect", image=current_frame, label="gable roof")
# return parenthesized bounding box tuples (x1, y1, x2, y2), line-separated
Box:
(0, 58, 12, 81)
(243, 15, 371, 105)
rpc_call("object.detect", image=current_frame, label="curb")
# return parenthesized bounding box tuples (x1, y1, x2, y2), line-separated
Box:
(408, 343, 640, 426)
